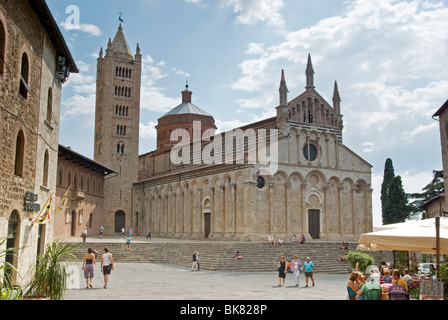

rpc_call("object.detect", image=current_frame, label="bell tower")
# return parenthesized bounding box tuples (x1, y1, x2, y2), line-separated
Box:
(94, 24, 142, 235)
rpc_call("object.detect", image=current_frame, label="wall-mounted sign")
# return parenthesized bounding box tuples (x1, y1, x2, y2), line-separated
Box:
(24, 192, 40, 211)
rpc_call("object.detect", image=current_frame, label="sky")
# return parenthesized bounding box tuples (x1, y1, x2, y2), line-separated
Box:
(46, 0, 448, 227)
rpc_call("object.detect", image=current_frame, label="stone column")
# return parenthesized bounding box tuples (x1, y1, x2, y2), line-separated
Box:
(285, 180, 291, 235)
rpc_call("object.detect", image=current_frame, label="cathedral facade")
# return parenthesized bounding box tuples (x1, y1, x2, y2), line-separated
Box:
(95, 27, 373, 241)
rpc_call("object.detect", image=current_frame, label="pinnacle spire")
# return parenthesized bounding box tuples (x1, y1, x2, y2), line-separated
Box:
(305, 53, 315, 90)
(333, 81, 341, 114)
(110, 24, 133, 59)
(279, 69, 288, 106)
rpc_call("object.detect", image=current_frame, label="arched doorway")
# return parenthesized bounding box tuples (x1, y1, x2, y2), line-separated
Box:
(203, 199, 211, 238)
(308, 209, 320, 239)
(114, 210, 126, 233)
(5, 211, 20, 285)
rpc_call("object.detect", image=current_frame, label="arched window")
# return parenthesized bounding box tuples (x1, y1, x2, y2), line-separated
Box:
(46, 88, 52, 123)
(74, 171, 78, 189)
(0, 18, 5, 77)
(67, 170, 71, 188)
(19, 52, 30, 99)
(58, 166, 63, 185)
(14, 130, 25, 176)
(43, 149, 49, 187)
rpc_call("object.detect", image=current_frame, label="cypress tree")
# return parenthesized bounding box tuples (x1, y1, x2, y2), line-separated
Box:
(383, 176, 409, 224)
(381, 158, 395, 223)
(381, 158, 410, 224)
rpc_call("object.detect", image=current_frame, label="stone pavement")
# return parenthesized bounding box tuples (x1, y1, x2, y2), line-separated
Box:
(64, 261, 349, 300)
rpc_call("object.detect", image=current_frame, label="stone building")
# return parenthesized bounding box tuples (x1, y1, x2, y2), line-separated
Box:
(53, 145, 115, 240)
(133, 54, 373, 241)
(420, 194, 446, 219)
(0, 0, 77, 286)
(433, 99, 448, 211)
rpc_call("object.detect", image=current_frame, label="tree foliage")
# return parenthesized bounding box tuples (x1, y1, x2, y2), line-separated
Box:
(407, 170, 444, 219)
(381, 158, 411, 224)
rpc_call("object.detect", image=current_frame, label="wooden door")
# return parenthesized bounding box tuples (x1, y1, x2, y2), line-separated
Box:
(308, 210, 320, 239)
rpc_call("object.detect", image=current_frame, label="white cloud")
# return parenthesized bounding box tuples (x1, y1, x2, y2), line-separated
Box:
(62, 94, 96, 117)
(218, 0, 285, 28)
(140, 121, 157, 139)
(60, 21, 102, 37)
(361, 141, 375, 153)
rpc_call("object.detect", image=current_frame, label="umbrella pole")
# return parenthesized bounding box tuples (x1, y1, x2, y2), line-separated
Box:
(436, 216, 440, 279)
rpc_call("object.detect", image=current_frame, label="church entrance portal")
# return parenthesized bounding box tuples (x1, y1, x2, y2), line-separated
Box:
(308, 209, 320, 239)
(204, 212, 211, 238)
(115, 210, 126, 233)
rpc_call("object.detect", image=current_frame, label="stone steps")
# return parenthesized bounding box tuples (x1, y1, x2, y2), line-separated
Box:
(72, 240, 360, 274)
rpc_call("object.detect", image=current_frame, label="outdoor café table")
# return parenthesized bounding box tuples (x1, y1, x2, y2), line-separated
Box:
(380, 283, 393, 300)
(381, 283, 393, 291)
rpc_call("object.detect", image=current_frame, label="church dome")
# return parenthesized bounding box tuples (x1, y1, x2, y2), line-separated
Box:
(155, 84, 216, 154)
(160, 84, 212, 118)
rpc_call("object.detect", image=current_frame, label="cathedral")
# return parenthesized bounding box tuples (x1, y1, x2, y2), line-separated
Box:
(90, 25, 373, 241)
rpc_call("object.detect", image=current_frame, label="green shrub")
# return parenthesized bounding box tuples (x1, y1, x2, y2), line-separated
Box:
(345, 251, 374, 273)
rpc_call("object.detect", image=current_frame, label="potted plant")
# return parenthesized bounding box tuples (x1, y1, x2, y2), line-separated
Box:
(0, 235, 23, 300)
(24, 240, 78, 300)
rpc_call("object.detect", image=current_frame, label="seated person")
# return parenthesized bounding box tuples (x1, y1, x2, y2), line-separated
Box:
(356, 279, 382, 300)
(268, 235, 275, 246)
(388, 280, 408, 300)
(392, 270, 408, 292)
(382, 269, 393, 283)
(291, 235, 297, 243)
(235, 251, 242, 261)
(401, 269, 412, 282)
(367, 269, 381, 283)
(278, 238, 284, 247)
(299, 234, 305, 244)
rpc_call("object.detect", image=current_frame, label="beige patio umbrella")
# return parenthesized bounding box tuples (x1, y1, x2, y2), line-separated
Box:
(358, 217, 448, 255)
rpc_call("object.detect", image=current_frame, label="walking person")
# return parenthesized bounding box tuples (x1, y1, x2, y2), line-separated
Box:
(82, 227, 87, 242)
(126, 235, 131, 251)
(146, 228, 151, 240)
(101, 248, 114, 289)
(277, 256, 287, 287)
(191, 251, 198, 271)
(99, 225, 104, 239)
(291, 255, 302, 287)
(81, 248, 96, 289)
(303, 257, 315, 287)
(121, 227, 125, 238)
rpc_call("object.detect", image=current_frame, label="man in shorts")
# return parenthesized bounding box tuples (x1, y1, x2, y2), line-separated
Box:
(303, 257, 315, 287)
(101, 248, 114, 289)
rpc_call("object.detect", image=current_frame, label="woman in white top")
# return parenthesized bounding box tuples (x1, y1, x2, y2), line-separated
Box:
(291, 255, 302, 286)
(101, 248, 114, 289)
